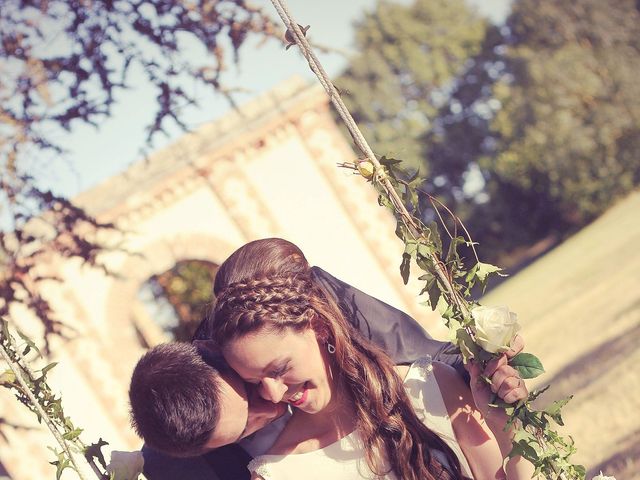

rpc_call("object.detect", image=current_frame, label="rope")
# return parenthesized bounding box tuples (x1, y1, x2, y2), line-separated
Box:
(268, 0, 468, 315)
(270, 0, 378, 168)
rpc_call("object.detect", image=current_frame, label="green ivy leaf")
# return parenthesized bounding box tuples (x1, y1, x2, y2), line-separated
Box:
(510, 353, 545, 379)
(502, 405, 515, 417)
(426, 280, 440, 311)
(441, 304, 455, 321)
(447, 318, 463, 343)
(509, 439, 539, 464)
(49, 450, 71, 480)
(402, 183, 419, 213)
(404, 240, 418, 258)
(528, 384, 550, 402)
(40, 362, 58, 377)
(544, 396, 573, 426)
(418, 272, 434, 282)
(446, 236, 466, 264)
(50, 400, 62, 416)
(475, 262, 503, 282)
(417, 242, 435, 260)
(62, 428, 83, 441)
(415, 256, 430, 273)
(18, 330, 42, 357)
(378, 193, 394, 210)
(512, 428, 537, 448)
(511, 428, 545, 465)
(571, 464, 586, 477)
(523, 409, 549, 430)
(0, 318, 10, 342)
(406, 168, 420, 184)
(465, 263, 478, 283)
(399, 253, 411, 285)
(378, 155, 403, 166)
(395, 221, 410, 242)
(418, 278, 433, 296)
(0, 369, 16, 386)
(456, 329, 480, 362)
(84, 438, 109, 470)
(426, 222, 442, 254)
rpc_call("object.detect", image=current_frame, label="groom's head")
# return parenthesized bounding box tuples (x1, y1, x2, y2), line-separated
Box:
(129, 342, 283, 456)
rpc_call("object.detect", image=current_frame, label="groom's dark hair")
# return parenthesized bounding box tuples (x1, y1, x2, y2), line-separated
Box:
(129, 342, 223, 457)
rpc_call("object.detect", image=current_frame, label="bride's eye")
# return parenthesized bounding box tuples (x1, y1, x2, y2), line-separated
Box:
(270, 363, 290, 378)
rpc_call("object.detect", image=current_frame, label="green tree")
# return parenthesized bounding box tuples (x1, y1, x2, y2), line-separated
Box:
(336, 0, 487, 171)
(488, 0, 640, 226)
(427, 0, 640, 263)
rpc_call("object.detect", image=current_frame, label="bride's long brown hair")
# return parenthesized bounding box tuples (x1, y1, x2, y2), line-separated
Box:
(208, 238, 465, 480)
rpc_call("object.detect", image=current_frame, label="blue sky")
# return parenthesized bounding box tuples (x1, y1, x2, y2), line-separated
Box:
(48, 0, 511, 198)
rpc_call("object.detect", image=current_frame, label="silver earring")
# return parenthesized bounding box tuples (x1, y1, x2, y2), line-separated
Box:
(327, 343, 336, 354)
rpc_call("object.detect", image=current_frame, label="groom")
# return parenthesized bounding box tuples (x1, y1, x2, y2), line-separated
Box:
(133, 267, 525, 480)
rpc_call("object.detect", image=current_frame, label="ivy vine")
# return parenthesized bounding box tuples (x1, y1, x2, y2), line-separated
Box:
(0, 318, 112, 480)
(343, 158, 586, 479)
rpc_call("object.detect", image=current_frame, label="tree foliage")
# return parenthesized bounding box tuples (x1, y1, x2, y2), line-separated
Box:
(1, 0, 279, 345)
(430, 0, 640, 259)
(0, 174, 119, 352)
(340, 0, 640, 264)
(144, 260, 217, 342)
(487, 0, 640, 225)
(1, 0, 279, 155)
(337, 0, 487, 171)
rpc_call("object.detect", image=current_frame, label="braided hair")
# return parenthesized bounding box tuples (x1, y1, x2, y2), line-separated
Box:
(209, 238, 466, 480)
(213, 275, 315, 340)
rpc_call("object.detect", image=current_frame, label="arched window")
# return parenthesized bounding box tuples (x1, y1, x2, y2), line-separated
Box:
(136, 260, 218, 342)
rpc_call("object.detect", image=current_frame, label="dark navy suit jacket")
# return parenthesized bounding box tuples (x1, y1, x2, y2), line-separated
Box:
(142, 266, 463, 480)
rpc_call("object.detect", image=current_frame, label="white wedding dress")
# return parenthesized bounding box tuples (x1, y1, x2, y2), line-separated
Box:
(247, 357, 473, 479)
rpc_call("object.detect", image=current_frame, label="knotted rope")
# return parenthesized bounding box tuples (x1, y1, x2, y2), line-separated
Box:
(268, 0, 468, 316)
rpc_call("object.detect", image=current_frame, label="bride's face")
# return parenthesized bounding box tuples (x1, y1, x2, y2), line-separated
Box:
(222, 327, 335, 415)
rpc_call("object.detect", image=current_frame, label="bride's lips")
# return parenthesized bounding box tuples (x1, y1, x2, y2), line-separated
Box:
(287, 383, 309, 407)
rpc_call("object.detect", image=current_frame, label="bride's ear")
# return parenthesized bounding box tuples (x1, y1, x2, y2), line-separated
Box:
(310, 314, 335, 348)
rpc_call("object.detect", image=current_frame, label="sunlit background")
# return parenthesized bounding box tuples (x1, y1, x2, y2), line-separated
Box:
(1, 0, 638, 479)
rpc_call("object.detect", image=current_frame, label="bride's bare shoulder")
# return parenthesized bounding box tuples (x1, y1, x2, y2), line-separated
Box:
(431, 361, 473, 405)
(394, 364, 410, 380)
(431, 360, 463, 382)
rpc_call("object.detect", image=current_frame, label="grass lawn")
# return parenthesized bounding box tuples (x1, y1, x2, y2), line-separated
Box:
(482, 191, 640, 478)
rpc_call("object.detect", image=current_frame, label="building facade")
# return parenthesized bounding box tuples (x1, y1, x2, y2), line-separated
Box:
(0, 78, 441, 479)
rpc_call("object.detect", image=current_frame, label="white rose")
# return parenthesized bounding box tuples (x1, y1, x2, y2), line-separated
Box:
(592, 473, 616, 480)
(471, 305, 520, 354)
(107, 450, 145, 480)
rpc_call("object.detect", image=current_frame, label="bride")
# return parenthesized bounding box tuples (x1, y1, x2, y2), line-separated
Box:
(209, 238, 534, 479)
